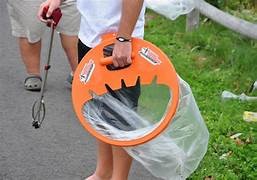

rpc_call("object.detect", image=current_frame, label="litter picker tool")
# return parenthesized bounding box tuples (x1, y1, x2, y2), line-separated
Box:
(32, 7, 62, 129)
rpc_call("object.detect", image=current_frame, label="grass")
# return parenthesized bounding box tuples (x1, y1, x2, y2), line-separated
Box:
(138, 83, 170, 123)
(143, 10, 257, 179)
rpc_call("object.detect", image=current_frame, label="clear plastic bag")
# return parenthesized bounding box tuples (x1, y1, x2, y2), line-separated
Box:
(145, 0, 196, 20)
(125, 77, 209, 180)
(82, 76, 209, 180)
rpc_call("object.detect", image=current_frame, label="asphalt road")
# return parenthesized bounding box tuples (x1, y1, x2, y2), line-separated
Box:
(0, 1, 158, 180)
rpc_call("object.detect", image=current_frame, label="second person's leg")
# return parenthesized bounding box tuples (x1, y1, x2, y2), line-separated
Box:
(19, 37, 42, 90)
(19, 37, 41, 75)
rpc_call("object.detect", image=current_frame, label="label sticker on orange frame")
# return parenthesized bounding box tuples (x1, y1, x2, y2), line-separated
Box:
(80, 59, 95, 84)
(139, 47, 161, 65)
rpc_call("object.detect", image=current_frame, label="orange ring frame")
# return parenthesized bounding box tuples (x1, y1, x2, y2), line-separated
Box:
(72, 33, 179, 147)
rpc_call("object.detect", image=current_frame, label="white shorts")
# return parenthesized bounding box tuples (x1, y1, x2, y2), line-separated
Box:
(7, 0, 80, 43)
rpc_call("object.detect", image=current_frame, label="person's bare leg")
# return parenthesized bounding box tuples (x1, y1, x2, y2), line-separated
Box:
(19, 37, 41, 75)
(111, 146, 132, 180)
(59, 33, 78, 72)
(86, 140, 113, 180)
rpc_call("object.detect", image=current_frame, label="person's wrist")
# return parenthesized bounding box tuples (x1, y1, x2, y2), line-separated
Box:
(116, 36, 131, 43)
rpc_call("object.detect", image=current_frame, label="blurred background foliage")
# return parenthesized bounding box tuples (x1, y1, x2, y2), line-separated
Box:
(206, 0, 257, 10)
(205, 0, 257, 23)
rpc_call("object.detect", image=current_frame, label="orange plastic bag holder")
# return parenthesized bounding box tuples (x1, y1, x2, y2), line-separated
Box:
(72, 33, 179, 147)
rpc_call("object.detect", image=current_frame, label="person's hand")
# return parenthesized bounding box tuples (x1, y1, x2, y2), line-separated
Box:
(37, 0, 62, 23)
(112, 40, 132, 67)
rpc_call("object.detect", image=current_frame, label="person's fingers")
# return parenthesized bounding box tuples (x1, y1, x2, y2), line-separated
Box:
(126, 56, 132, 64)
(113, 54, 133, 67)
(112, 58, 119, 67)
(46, 5, 54, 18)
(46, 19, 54, 27)
(113, 56, 123, 67)
(112, 41, 132, 67)
(38, 4, 47, 22)
(119, 57, 126, 67)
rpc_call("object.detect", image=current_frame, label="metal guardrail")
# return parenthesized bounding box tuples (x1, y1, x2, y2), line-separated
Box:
(186, 0, 257, 40)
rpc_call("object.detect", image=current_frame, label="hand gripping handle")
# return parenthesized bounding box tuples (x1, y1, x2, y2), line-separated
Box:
(42, 6, 62, 28)
(100, 53, 136, 66)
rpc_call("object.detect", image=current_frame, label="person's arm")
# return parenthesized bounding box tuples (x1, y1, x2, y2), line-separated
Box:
(37, 0, 62, 22)
(112, 0, 144, 67)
